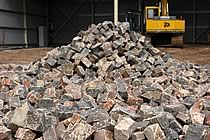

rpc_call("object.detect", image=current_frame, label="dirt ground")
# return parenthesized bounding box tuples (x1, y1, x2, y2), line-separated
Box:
(0, 44, 210, 65)
(158, 44, 210, 65)
(0, 48, 53, 65)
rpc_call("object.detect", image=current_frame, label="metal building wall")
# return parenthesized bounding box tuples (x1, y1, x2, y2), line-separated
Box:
(26, 0, 48, 47)
(0, 0, 47, 48)
(49, 0, 92, 46)
(49, 0, 138, 45)
(168, 0, 210, 42)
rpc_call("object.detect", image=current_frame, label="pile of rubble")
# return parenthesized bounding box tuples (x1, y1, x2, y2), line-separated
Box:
(0, 21, 209, 140)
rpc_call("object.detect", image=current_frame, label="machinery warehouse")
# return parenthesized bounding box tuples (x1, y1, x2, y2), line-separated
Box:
(0, 0, 209, 139)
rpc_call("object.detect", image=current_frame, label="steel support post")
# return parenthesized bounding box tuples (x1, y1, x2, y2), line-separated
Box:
(91, 0, 95, 24)
(23, 0, 28, 48)
(193, 0, 196, 42)
(114, 0, 118, 25)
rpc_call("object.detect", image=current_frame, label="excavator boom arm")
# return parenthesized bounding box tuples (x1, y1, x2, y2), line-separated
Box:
(161, 0, 168, 16)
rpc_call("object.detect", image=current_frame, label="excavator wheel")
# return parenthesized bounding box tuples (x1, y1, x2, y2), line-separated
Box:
(171, 35, 184, 48)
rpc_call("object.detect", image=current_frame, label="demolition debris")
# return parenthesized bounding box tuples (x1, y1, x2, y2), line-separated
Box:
(0, 21, 209, 139)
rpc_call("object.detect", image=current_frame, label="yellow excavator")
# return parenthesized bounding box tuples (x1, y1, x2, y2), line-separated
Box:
(126, 0, 185, 46)
(145, 0, 185, 46)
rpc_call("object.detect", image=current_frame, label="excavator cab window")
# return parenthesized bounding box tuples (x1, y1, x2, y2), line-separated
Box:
(147, 9, 158, 19)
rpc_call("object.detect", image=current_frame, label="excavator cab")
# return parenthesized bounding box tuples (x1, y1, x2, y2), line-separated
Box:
(146, 7, 159, 20)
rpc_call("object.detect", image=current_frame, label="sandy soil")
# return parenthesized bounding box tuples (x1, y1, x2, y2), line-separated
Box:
(0, 44, 209, 65)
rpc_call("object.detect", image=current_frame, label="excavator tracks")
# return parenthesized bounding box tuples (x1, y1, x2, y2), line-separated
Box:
(146, 34, 184, 47)
(171, 35, 184, 47)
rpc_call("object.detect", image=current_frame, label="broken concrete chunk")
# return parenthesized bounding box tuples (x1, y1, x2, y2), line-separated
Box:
(84, 80, 106, 98)
(38, 98, 55, 109)
(140, 104, 165, 119)
(164, 128, 179, 140)
(63, 121, 95, 140)
(141, 89, 162, 103)
(144, 113, 169, 130)
(94, 129, 113, 140)
(73, 42, 85, 52)
(56, 122, 65, 138)
(81, 57, 92, 68)
(183, 96, 196, 109)
(69, 75, 84, 85)
(170, 119, 183, 134)
(72, 36, 82, 42)
(71, 53, 81, 60)
(152, 67, 163, 77)
(190, 112, 205, 124)
(93, 119, 116, 131)
(147, 57, 155, 65)
(182, 125, 189, 134)
(75, 66, 86, 76)
(11, 101, 33, 128)
(115, 79, 128, 101)
(204, 114, 210, 125)
(8, 96, 21, 108)
(15, 128, 36, 140)
(113, 40, 124, 49)
(104, 31, 113, 40)
(114, 117, 137, 140)
(63, 113, 81, 127)
(131, 131, 145, 140)
(185, 124, 206, 140)
(176, 112, 191, 124)
(196, 84, 209, 97)
(81, 48, 91, 58)
(36, 80, 45, 87)
(61, 63, 74, 76)
(66, 50, 75, 60)
(100, 99, 115, 112)
(129, 31, 138, 42)
(24, 111, 45, 132)
(46, 57, 57, 67)
(149, 47, 160, 55)
(0, 125, 11, 140)
(127, 96, 143, 106)
(117, 22, 129, 35)
(203, 99, 210, 110)
(144, 123, 166, 140)
(164, 104, 188, 116)
(43, 125, 58, 140)
(86, 112, 110, 124)
(102, 61, 113, 72)
(198, 73, 208, 83)
(65, 83, 82, 100)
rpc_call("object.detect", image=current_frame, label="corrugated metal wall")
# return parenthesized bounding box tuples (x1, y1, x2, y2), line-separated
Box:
(49, 0, 92, 45)
(26, 0, 48, 47)
(49, 0, 138, 45)
(0, 0, 47, 48)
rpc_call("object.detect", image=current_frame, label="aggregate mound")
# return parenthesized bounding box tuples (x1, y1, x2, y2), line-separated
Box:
(0, 21, 209, 140)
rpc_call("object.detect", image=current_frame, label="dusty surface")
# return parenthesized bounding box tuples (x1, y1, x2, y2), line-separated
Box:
(0, 44, 209, 65)
(158, 44, 210, 65)
(0, 48, 53, 65)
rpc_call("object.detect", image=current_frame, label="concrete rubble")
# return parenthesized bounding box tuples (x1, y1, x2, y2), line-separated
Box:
(0, 21, 209, 139)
